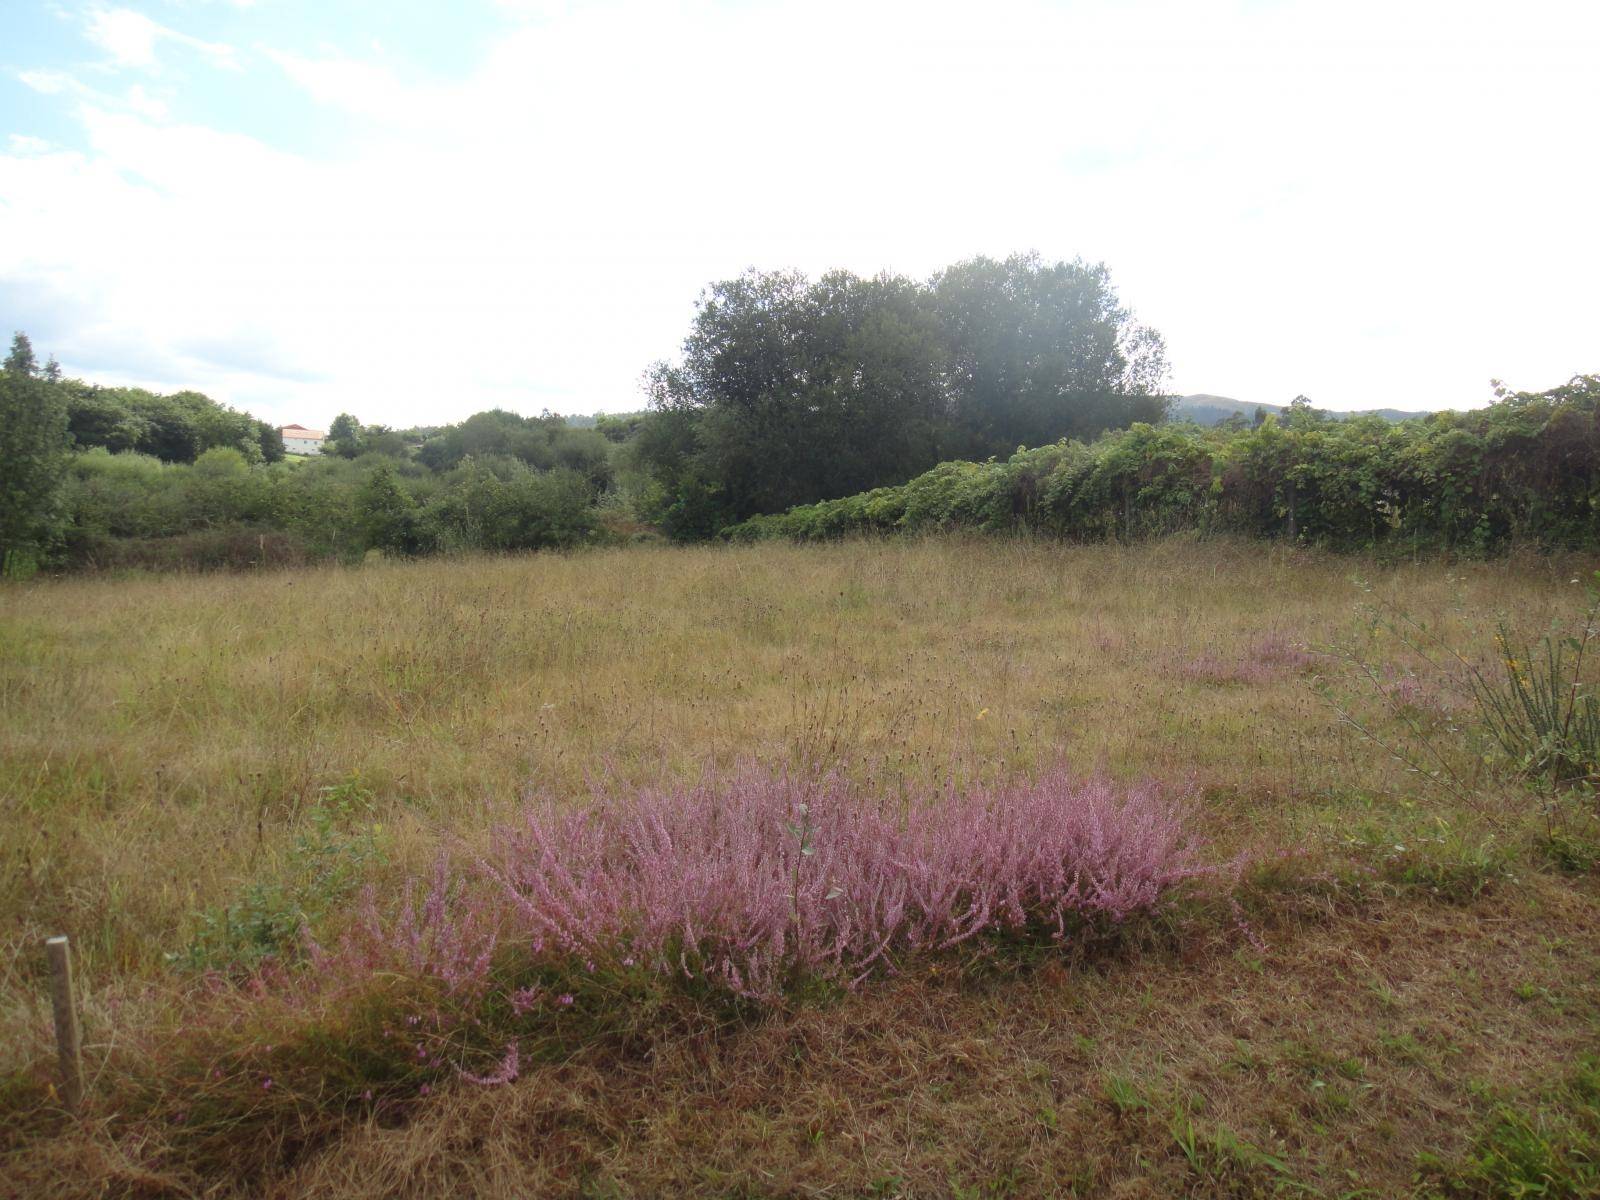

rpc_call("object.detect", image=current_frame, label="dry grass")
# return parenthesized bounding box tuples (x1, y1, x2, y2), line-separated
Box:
(3, 534, 1598, 1197)
(260, 881, 1598, 1199)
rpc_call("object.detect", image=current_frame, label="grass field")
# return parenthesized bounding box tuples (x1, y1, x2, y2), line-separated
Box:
(3, 536, 1598, 1197)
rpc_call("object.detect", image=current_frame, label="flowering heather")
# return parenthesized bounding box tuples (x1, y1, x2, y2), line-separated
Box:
(476, 766, 1211, 999)
(316, 855, 500, 999)
(1379, 672, 1466, 715)
(1251, 632, 1318, 673)
(1175, 632, 1316, 685)
(458, 1043, 520, 1087)
(1176, 652, 1275, 686)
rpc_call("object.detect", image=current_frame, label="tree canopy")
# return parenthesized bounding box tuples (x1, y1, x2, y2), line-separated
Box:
(633, 254, 1169, 536)
(0, 333, 71, 574)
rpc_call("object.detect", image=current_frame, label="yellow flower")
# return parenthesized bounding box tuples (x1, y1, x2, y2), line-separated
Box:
(976, 708, 989, 721)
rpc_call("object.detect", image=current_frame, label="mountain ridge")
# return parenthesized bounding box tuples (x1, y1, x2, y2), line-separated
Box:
(1173, 393, 1431, 425)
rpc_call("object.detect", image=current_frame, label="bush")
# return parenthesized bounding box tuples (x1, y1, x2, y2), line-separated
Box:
(332, 766, 1215, 1003)
(1333, 574, 1600, 799)
(416, 459, 595, 552)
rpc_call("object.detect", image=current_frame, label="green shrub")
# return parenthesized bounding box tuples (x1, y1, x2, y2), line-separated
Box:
(179, 778, 383, 972)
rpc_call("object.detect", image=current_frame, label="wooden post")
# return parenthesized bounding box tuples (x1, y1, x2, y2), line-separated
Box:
(46, 936, 84, 1112)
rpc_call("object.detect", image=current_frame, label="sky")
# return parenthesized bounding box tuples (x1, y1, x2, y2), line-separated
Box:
(1, 0, 1596, 430)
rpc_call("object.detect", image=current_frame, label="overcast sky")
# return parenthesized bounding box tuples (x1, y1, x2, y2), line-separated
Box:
(1, 0, 1596, 429)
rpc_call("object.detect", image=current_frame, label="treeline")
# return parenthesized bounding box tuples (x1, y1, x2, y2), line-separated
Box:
(3, 253, 1176, 573)
(64, 379, 286, 464)
(0, 332, 626, 574)
(60, 450, 604, 570)
(8, 246, 1597, 575)
(725, 380, 1600, 553)
(59, 403, 625, 568)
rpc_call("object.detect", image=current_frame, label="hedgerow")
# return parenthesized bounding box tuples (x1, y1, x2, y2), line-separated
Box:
(724, 376, 1600, 553)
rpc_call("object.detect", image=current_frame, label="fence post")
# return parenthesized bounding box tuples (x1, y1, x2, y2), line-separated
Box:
(46, 936, 84, 1112)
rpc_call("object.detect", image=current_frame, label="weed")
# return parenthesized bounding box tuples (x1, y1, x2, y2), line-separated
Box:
(1542, 825, 1600, 874)
(179, 777, 382, 972)
(1418, 1060, 1600, 1197)
(1102, 1072, 1150, 1115)
(1170, 1106, 1305, 1193)
(1473, 604, 1600, 788)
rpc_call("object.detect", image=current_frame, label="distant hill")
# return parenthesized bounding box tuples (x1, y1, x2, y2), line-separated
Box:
(1172, 394, 1432, 426)
(561, 411, 650, 429)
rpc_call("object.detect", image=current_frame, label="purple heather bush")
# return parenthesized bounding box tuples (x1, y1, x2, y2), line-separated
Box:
(1378, 671, 1467, 715)
(329, 766, 1216, 1003)
(320, 855, 500, 997)
(1174, 632, 1316, 686)
(487, 767, 1211, 997)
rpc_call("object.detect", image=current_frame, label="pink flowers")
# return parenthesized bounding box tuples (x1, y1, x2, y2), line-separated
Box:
(326, 765, 1214, 1006)
(1174, 632, 1316, 686)
(459, 1043, 521, 1087)
(317, 854, 500, 999)
(508, 986, 541, 1014)
(481, 765, 1211, 999)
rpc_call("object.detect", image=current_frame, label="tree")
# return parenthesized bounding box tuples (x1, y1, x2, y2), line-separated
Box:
(641, 268, 951, 525)
(929, 254, 1170, 458)
(358, 424, 410, 458)
(173, 391, 263, 462)
(126, 391, 200, 462)
(5, 332, 38, 377)
(0, 336, 71, 574)
(1284, 396, 1326, 428)
(327, 412, 364, 458)
(257, 421, 286, 463)
(65, 385, 149, 453)
(637, 255, 1170, 532)
(416, 410, 612, 492)
(356, 463, 422, 554)
(595, 412, 648, 443)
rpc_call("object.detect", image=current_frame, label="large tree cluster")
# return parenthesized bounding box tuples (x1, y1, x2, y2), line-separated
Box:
(634, 254, 1169, 537)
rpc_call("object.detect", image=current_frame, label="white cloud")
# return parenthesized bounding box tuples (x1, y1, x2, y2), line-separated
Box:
(18, 69, 82, 96)
(2, 0, 1597, 428)
(20, 65, 174, 124)
(260, 48, 453, 130)
(123, 83, 169, 118)
(84, 5, 238, 72)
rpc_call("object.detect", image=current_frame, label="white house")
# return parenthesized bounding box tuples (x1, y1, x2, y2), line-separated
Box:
(280, 424, 327, 455)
